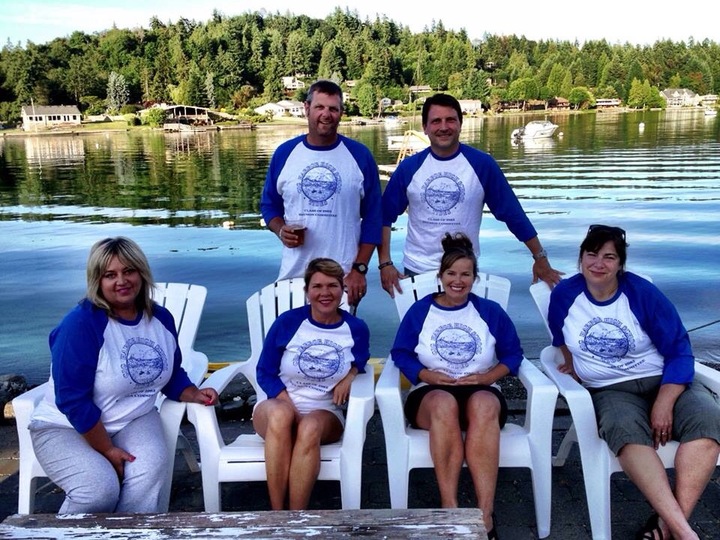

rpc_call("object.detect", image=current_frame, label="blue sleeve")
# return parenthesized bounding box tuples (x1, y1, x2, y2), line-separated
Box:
(345, 312, 370, 373)
(260, 137, 300, 225)
(470, 296, 523, 375)
(381, 151, 427, 226)
(345, 137, 383, 246)
(256, 307, 307, 399)
(154, 305, 194, 401)
(548, 275, 584, 347)
(50, 302, 107, 434)
(463, 146, 537, 242)
(390, 296, 433, 385)
(623, 273, 695, 385)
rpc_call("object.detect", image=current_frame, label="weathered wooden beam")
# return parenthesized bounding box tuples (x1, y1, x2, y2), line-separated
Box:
(0, 508, 487, 539)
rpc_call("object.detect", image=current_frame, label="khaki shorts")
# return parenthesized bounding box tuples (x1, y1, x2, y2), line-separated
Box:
(590, 375, 720, 455)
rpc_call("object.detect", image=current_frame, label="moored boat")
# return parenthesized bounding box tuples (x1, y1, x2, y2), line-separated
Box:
(511, 120, 559, 141)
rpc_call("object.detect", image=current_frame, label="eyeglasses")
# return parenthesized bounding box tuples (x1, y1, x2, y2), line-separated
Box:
(587, 224, 626, 241)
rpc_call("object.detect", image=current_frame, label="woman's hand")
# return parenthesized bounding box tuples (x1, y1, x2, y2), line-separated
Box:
(180, 385, 219, 406)
(102, 446, 136, 480)
(558, 346, 579, 381)
(455, 372, 491, 386)
(333, 368, 357, 406)
(650, 383, 684, 448)
(418, 369, 456, 386)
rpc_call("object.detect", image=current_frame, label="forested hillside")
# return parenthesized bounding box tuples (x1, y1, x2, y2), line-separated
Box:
(1, 7, 717, 121)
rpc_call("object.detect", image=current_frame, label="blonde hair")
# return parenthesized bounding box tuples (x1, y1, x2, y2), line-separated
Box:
(86, 237, 155, 319)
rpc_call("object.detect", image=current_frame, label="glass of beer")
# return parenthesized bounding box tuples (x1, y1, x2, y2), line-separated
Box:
(286, 218, 307, 246)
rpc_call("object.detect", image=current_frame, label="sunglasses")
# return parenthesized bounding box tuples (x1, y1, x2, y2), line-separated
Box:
(587, 224, 626, 241)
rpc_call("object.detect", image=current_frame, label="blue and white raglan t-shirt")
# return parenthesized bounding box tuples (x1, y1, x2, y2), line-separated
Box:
(256, 305, 370, 418)
(391, 293, 523, 387)
(31, 299, 193, 434)
(260, 134, 382, 280)
(548, 272, 694, 388)
(382, 144, 537, 274)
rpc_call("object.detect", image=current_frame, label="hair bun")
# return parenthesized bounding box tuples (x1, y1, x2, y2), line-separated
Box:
(441, 232, 474, 254)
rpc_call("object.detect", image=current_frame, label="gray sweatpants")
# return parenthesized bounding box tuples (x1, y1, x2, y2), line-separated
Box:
(29, 408, 169, 514)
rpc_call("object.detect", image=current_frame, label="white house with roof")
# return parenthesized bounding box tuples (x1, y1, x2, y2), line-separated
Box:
(277, 100, 305, 117)
(21, 104, 82, 131)
(660, 88, 698, 108)
(282, 76, 306, 90)
(254, 100, 305, 119)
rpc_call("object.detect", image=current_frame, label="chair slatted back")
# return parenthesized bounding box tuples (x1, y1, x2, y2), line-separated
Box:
(394, 271, 511, 319)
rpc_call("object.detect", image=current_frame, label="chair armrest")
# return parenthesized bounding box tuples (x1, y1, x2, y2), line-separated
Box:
(199, 357, 257, 395)
(517, 358, 558, 433)
(183, 350, 209, 387)
(186, 401, 225, 463)
(342, 364, 376, 451)
(375, 357, 408, 437)
(539, 346, 605, 448)
(12, 383, 50, 457)
(695, 361, 720, 395)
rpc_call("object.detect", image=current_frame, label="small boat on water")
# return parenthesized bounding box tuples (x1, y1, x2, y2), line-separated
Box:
(511, 120, 559, 141)
(704, 108, 717, 117)
(380, 130, 430, 180)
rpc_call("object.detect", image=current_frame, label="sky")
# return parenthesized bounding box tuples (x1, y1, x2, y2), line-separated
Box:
(0, 0, 716, 48)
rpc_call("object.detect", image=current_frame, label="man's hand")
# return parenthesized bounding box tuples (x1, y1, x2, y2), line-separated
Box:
(344, 269, 367, 306)
(277, 224, 302, 248)
(380, 265, 406, 298)
(532, 257, 563, 287)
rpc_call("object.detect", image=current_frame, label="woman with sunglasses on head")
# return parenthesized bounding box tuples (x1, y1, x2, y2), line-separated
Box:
(548, 224, 720, 540)
(390, 232, 523, 540)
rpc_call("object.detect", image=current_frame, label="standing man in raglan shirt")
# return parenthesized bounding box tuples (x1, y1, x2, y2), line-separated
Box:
(261, 80, 382, 307)
(379, 93, 562, 297)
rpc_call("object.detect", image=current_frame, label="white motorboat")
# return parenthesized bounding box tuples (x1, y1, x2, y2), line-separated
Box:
(704, 108, 717, 117)
(511, 120, 559, 141)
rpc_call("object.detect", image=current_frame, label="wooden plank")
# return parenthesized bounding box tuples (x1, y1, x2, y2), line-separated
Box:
(0, 508, 486, 539)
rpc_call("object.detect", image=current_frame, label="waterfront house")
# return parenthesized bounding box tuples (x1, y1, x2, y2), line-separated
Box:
(276, 100, 305, 117)
(254, 100, 305, 119)
(661, 88, 698, 108)
(21, 104, 82, 131)
(282, 76, 306, 90)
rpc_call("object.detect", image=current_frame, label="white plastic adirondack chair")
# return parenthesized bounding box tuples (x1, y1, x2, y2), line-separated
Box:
(530, 278, 720, 540)
(186, 278, 376, 512)
(12, 282, 208, 514)
(374, 272, 558, 538)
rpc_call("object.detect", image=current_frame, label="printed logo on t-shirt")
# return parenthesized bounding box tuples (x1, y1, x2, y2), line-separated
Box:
(297, 162, 342, 207)
(295, 339, 343, 380)
(120, 337, 168, 386)
(422, 172, 465, 215)
(431, 323, 482, 367)
(579, 317, 636, 364)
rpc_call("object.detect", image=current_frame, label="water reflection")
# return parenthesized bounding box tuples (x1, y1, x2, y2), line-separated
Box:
(1, 110, 719, 382)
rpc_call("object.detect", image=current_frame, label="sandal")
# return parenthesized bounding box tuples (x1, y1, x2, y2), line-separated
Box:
(487, 512, 499, 540)
(635, 513, 664, 540)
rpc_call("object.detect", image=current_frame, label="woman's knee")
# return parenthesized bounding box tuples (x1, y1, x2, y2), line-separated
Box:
(64, 469, 120, 513)
(466, 392, 501, 423)
(423, 391, 460, 420)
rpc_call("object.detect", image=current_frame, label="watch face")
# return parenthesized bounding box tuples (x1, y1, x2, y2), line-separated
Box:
(354, 263, 368, 274)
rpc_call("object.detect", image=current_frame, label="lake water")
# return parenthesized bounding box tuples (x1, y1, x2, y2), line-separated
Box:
(1, 110, 719, 384)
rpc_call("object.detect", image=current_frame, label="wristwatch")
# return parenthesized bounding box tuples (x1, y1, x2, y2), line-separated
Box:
(352, 262, 369, 275)
(532, 248, 548, 261)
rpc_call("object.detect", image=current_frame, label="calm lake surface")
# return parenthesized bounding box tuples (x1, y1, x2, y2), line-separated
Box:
(1, 109, 719, 384)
